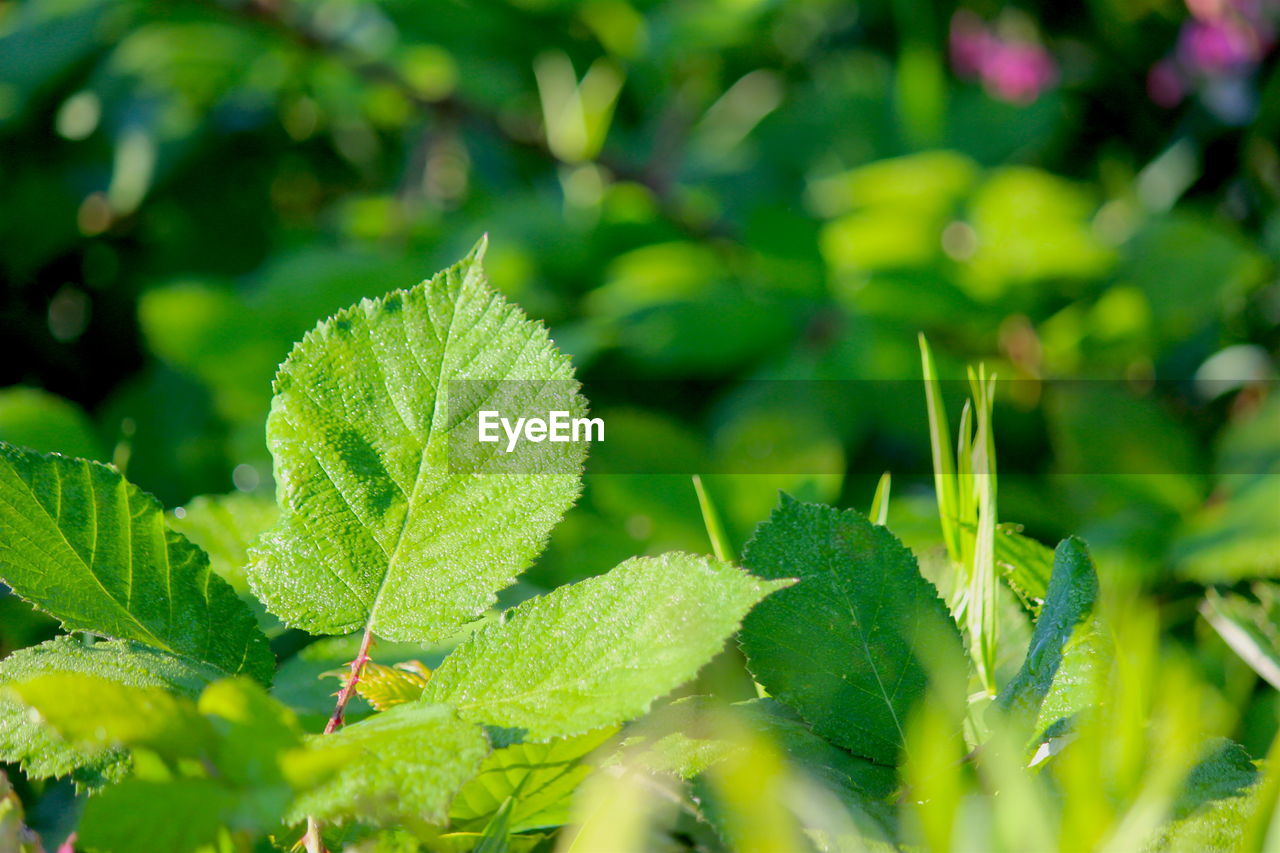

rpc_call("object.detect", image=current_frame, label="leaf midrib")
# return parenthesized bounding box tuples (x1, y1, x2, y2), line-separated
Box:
(366, 275, 465, 635)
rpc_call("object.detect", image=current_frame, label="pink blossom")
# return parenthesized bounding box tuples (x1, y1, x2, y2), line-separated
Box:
(1178, 16, 1264, 74)
(981, 41, 1058, 104)
(948, 11, 1059, 104)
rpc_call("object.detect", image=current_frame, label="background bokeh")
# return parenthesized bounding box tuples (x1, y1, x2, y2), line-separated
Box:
(2, 0, 1280, 822)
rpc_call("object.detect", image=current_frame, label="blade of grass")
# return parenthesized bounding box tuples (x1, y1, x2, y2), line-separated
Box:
(920, 334, 960, 562)
(692, 474, 735, 562)
(968, 366, 998, 696)
(869, 471, 892, 526)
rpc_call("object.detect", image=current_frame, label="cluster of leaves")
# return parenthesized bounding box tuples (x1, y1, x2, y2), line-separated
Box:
(0, 246, 791, 851)
(3, 244, 1276, 853)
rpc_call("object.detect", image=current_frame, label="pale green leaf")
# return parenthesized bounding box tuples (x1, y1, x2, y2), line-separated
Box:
(198, 677, 302, 786)
(0, 443, 273, 682)
(0, 636, 219, 784)
(354, 661, 432, 711)
(289, 702, 490, 827)
(1145, 740, 1262, 852)
(738, 495, 964, 765)
(77, 778, 237, 853)
(423, 552, 788, 740)
(4, 672, 214, 760)
(996, 536, 1105, 734)
(450, 726, 618, 833)
(248, 239, 585, 642)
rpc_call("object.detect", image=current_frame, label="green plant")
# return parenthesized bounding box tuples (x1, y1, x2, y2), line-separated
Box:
(0, 242, 787, 852)
(0, 242, 1275, 853)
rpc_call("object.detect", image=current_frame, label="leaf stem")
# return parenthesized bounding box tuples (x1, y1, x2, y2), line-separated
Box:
(303, 625, 376, 853)
(323, 626, 376, 735)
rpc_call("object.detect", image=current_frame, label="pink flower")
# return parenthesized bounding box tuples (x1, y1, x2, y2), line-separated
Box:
(982, 41, 1058, 104)
(1178, 16, 1264, 74)
(949, 11, 1058, 104)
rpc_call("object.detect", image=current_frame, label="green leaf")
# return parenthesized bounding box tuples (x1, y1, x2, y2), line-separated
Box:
(0, 636, 220, 784)
(5, 672, 214, 760)
(248, 239, 585, 642)
(450, 727, 618, 833)
(423, 552, 788, 740)
(1200, 584, 1280, 689)
(355, 661, 432, 711)
(198, 677, 302, 786)
(993, 524, 1053, 611)
(996, 536, 1104, 732)
(738, 496, 964, 765)
(77, 778, 237, 853)
(167, 492, 279, 595)
(0, 386, 105, 460)
(735, 699, 898, 802)
(289, 702, 490, 827)
(0, 443, 273, 682)
(1147, 739, 1263, 852)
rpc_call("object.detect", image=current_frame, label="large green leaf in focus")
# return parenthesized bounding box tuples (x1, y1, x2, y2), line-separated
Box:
(0, 444, 273, 682)
(248, 239, 585, 642)
(0, 636, 220, 784)
(996, 537, 1105, 735)
(288, 702, 490, 827)
(423, 552, 789, 740)
(738, 496, 963, 765)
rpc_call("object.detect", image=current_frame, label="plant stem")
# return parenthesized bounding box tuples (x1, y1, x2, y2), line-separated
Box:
(302, 625, 376, 853)
(323, 626, 376, 734)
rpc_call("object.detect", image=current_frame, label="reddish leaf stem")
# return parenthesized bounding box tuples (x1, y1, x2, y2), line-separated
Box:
(323, 626, 376, 734)
(303, 625, 376, 853)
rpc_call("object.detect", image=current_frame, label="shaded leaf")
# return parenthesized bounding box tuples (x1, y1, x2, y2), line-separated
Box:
(167, 491, 279, 594)
(77, 778, 237, 853)
(450, 726, 618, 833)
(739, 496, 963, 765)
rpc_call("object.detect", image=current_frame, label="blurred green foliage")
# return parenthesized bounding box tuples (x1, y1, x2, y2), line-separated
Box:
(2, 0, 1279, 847)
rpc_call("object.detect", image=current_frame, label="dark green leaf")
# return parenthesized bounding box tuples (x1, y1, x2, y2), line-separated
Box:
(739, 496, 963, 765)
